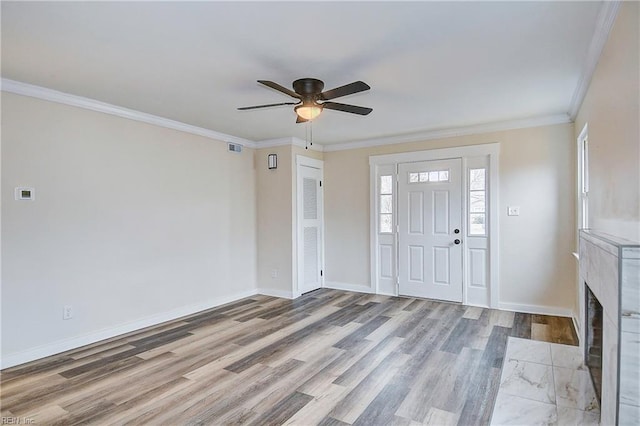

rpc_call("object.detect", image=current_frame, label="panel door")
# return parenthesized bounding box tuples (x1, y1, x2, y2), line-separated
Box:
(398, 159, 463, 302)
(298, 165, 323, 294)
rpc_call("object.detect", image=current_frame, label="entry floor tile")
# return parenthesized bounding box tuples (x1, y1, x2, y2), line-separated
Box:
(491, 337, 601, 425)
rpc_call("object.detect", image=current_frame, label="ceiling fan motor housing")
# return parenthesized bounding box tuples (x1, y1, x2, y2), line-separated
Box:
(293, 78, 324, 98)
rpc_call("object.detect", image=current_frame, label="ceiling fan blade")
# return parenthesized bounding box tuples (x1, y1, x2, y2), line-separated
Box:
(238, 102, 297, 110)
(319, 81, 370, 100)
(322, 102, 372, 115)
(296, 115, 309, 124)
(257, 80, 301, 99)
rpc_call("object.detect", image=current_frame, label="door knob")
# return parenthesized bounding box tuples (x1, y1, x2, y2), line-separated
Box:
(454, 239, 461, 245)
(454, 229, 460, 234)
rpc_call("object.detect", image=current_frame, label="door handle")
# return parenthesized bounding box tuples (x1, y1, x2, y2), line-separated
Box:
(454, 239, 461, 245)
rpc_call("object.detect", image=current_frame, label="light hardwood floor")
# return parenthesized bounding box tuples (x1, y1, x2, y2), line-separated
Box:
(0, 289, 577, 425)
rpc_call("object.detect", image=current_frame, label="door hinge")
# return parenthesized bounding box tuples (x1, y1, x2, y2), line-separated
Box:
(319, 180, 322, 187)
(320, 270, 323, 277)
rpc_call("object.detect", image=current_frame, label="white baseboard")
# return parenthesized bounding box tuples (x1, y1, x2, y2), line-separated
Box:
(0, 289, 258, 369)
(324, 281, 375, 295)
(572, 314, 582, 346)
(257, 288, 295, 299)
(497, 302, 574, 318)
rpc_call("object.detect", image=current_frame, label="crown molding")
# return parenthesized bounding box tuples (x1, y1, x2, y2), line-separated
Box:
(1, 78, 256, 148)
(255, 136, 324, 152)
(568, 1, 621, 119)
(322, 113, 572, 152)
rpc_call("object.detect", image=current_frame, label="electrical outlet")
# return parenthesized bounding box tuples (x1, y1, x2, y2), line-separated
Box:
(63, 305, 73, 320)
(271, 269, 278, 279)
(507, 206, 520, 216)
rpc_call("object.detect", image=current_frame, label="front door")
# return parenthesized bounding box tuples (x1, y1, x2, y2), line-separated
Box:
(398, 158, 463, 302)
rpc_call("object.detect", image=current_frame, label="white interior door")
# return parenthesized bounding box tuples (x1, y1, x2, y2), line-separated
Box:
(297, 163, 323, 295)
(398, 158, 463, 302)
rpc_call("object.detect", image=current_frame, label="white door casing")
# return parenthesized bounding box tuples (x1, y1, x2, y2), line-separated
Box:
(398, 159, 463, 302)
(296, 157, 323, 295)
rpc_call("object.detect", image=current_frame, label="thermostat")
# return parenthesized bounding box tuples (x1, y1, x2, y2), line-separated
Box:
(15, 187, 35, 201)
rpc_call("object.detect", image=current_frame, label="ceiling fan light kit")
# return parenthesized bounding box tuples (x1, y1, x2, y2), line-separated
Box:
(295, 104, 322, 121)
(239, 78, 372, 123)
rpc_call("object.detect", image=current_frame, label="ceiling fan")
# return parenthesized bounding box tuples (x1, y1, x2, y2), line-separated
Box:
(238, 78, 372, 123)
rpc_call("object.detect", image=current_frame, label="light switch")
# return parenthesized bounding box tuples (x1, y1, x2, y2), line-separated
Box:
(15, 187, 35, 201)
(507, 206, 520, 216)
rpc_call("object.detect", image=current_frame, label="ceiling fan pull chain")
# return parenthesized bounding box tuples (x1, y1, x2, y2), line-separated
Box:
(305, 122, 309, 149)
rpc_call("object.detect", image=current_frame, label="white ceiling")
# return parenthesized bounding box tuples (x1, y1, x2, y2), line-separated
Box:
(1, 1, 604, 147)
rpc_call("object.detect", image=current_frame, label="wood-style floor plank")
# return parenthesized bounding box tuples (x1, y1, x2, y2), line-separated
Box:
(1, 289, 578, 425)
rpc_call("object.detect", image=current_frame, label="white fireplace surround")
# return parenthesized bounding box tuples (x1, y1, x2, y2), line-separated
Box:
(578, 230, 640, 425)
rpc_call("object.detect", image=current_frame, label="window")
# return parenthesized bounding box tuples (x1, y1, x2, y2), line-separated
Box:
(469, 168, 486, 235)
(379, 175, 393, 233)
(579, 128, 589, 230)
(408, 170, 449, 183)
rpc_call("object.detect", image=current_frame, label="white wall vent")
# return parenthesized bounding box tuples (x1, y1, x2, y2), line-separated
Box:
(228, 143, 243, 153)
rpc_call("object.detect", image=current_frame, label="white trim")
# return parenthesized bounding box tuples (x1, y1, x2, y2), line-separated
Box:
(0, 289, 258, 369)
(568, 1, 621, 119)
(256, 137, 324, 152)
(370, 164, 380, 295)
(324, 281, 375, 295)
(498, 302, 574, 319)
(1, 78, 255, 148)
(296, 155, 324, 169)
(370, 143, 501, 165)
(326, 114, 570, 152)
(572, 314, 582, 346)
(257, 288, 295, 299)
(488, 148, 500, 308)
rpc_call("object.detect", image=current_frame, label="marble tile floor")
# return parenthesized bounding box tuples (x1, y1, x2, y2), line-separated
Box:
(491, 337, 600, 426)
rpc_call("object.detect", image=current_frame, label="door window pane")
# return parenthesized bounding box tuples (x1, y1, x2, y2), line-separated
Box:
(470, 169, 485, 190)
(470, 191, 485, 213)
(408, 170, 450, 183)
(380, 175, 393, 194)
(380, 194, 393, 214)
(380, 214, 393, 233)
(470, 213, 486, 235)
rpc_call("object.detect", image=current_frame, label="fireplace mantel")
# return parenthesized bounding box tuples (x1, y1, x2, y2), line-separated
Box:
(579, 230, 639, 425)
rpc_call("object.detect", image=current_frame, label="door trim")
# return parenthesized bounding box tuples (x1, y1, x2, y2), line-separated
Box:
(295, 155, 324, 298)
(369, 143, 500, 308)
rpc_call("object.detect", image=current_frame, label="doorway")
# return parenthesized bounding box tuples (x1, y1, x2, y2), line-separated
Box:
(369, 143, 499, 308)
(296, 156, 324, 295)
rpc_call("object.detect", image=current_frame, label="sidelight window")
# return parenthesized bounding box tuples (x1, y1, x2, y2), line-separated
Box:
(469, 168, 486, 235)
(379, 175, 393, 233)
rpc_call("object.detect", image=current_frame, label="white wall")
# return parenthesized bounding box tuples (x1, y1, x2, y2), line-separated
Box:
(575, 1, 640, 241)
(573, 2, 639, 337)
(255, 145, 294, 296)
(324, 123, 576, 314)
(255, 145, 323, 298)
(1, 92, 257, 366)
